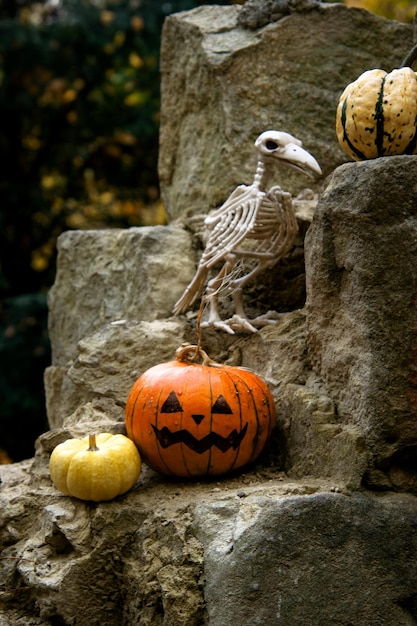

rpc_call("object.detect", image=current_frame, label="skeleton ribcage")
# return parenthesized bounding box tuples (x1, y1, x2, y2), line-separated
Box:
(246, 200, 280, 240)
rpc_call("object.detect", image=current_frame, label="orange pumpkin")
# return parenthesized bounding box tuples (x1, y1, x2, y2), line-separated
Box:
(125, 344, 275, 477)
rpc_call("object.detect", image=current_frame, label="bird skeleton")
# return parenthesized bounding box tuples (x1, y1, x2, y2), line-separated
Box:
(173, 130, 322, 334)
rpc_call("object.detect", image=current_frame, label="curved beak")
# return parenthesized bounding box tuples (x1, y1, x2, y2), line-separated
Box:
(274, 143, 322, 178)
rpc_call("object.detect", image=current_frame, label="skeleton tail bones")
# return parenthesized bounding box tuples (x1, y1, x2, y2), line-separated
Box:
(173, 266, 209, 315)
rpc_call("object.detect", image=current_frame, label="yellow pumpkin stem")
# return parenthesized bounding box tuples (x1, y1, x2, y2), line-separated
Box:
(88, 434, 99, 451)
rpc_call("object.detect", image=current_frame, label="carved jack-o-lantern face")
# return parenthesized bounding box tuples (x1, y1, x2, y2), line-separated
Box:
(125, 359, 275, 477)
(153, 389, 250, 454)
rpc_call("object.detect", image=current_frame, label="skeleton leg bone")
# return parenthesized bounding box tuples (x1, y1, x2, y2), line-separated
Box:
(232, 287, 283, 330)
(201, 254, 277, 334)
(226, 258, 283, 331)
(201, 258, 238, 334)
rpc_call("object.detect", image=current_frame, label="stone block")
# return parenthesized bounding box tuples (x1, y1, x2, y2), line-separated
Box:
(306, 156, 417, 487)
(196, 490, 417, 625)
(47, 225, 196, 365)
(159, 2, 412, 221)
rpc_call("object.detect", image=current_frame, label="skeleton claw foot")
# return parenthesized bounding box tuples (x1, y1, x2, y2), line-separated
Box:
(201, 314, 259, 334)
(227, 315, 259, 333)
(249, 310, 284, 328)
(201, 320, 235, 334)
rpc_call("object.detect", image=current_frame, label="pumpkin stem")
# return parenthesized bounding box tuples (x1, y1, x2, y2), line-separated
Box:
(400, 43, 417, 68)
(88, 434, 99, 451)
(175, 343, 223, 368)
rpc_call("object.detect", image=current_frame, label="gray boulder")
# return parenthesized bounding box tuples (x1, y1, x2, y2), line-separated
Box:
(2, 462, 417, 625)
(48, 225, 196, 366)
(196, 490, 417, 626)
(159, 2, 413, 221)
(2, 4, 417, 625)
(306, 155, 417, 490)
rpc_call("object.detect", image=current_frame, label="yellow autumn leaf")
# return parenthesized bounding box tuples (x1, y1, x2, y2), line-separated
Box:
(114, 130, 137, 145)
(114, 31, 125, 47)
(129, 52, 143, 69)
(100, 10, 115, 25)
(124, 91, 147, 106)
(100, 191, 114, 204)
(131, 15, 144, 31)
(63, 88, 77, 103)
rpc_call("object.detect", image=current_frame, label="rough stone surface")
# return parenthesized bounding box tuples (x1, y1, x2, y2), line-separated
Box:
(305, 156, 417, 490)
(0, 456, 208, 626)
(196, 490, 417, 626)
(159, 2, 412, 221)
(236, 309, 368, 486)
(2, 458, 417, 625)
(44, 318, 243, 433)
(45, 190, 319, 407)
(2, 5, 417, 625)
(48, 225, 197, 366)
(44, 293, 367, 487)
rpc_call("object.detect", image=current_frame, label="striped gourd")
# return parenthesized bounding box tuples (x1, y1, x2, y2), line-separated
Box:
(336, 45, 417, 161)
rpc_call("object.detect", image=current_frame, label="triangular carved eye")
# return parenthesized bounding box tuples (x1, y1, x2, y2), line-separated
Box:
(160, 391, 183, 413)
(211, 394, 233, 414)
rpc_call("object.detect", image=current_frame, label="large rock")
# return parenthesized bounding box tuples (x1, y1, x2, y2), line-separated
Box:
(47, 225, 197, 366)
(45, 319, 195, 430)
(238, 310, 368, 486)
(44, 232, 369, 487)
(196, 490, 417, 626)
(159, 1, 413, 221)
(44, 306, 368, 488)
(2, 459, 417, 626)
(306, 155, 417, 490)
(3, 5, 417, 625)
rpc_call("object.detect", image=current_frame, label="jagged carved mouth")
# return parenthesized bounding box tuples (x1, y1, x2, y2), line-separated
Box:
(151, 423, 248, 455)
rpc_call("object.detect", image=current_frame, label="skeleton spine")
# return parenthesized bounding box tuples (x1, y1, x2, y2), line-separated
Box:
(253, 157, 274, 191)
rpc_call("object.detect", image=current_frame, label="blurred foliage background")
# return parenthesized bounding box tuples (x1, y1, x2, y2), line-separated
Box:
(0, 0, 236, 462)
(0, 0, 415, 463)
(344, 0, 416, 22)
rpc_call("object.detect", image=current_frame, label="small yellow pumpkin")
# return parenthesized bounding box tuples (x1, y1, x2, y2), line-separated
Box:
(49, 433, 141, 501)
(336, 44, 417, 161)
